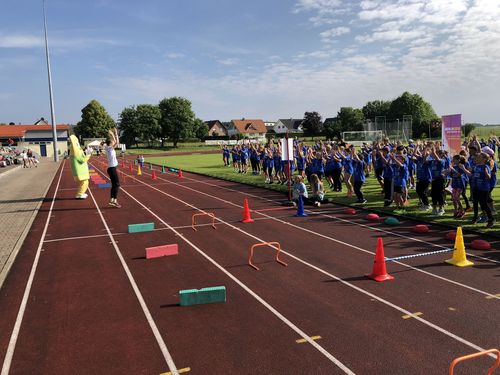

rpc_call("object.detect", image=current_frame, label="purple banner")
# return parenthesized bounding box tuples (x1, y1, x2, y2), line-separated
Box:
(441, 114, 462, 155)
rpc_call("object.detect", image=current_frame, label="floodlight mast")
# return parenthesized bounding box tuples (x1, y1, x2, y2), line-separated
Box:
(43, 0, 59, 162)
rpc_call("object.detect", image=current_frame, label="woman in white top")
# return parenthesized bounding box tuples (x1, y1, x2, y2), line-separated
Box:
(104, 128, 121, 208)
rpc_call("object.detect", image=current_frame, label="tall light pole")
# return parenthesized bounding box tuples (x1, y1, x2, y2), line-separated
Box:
(43, 0, 59, 161)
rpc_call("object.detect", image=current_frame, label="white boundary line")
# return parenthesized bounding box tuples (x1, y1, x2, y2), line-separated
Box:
(92, 165, 355, 374)
(161, 170, 500, 264)
(98, 167, 493, 358)
(87, 189, 179, 375)
(1, 161, 65, 375)
(127, 169, 500, 300)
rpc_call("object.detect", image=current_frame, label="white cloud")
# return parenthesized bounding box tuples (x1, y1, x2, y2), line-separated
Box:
(217, 58, 239, 66)
(0, 35, 43, 48)
(320, 26, 350, 41)
(166, 52, 185, 59)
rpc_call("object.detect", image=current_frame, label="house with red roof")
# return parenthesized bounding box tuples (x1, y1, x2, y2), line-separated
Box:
(0, 123, 70, 157)
(227, 119, 267, 141)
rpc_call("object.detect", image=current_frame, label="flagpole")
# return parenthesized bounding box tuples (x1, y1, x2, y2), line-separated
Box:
(43, 0, 59, 162)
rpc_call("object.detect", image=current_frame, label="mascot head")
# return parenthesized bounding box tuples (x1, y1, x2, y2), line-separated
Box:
(69, 135, 83, 157)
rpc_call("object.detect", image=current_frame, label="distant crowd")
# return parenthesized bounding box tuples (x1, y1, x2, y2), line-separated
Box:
(0, 147, 38, 168)
(221, 135, 499, 228)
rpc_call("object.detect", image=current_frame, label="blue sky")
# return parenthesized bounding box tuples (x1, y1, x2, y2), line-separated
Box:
(1, 0, 499, 125)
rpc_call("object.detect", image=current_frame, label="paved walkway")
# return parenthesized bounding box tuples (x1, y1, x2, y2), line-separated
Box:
(0, 159, 61, 288)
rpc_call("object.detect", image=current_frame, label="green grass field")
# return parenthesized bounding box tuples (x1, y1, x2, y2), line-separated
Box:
(472, 126, 500, 138)
(146, 153, 499, 236)
(126, 143, 218, 155)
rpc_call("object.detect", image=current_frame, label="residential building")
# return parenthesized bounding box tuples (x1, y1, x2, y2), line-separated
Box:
(273, 119, 304, 134)
(228, 119, 267, 140)
(206, 120, 228, 136)
(0, 124, 70, 157)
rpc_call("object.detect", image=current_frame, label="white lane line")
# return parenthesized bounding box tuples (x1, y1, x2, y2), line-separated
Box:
(1, 161, 65, 375)
(128, 170, 500, 300)
(162, 170, 500, 263)
(114, 171, 496, 356)
(87, 189, 179, 375)
(92, 166, 356, 374)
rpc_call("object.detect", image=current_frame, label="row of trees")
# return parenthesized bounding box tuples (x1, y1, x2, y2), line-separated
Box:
(73, 97, 208, 147)
(301, 92, 441, 139)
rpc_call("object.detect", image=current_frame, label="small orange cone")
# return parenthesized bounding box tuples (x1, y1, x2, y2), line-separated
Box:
(121, 161, 125, 168)
(151, 170, 157, 180)
(366, 238, 394, 282)
(178, 169, 183, 179)
(242, 198, 254, 223)
(129, 164, 133, 172)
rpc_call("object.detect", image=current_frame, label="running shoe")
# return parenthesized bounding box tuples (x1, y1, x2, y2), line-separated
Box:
(437, 209, 445, 216)
(477, 215, 488, 223)
(486, 220, 495, 228)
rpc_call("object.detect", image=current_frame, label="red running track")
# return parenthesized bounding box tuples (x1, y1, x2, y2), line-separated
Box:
(0, 159, 499, 374)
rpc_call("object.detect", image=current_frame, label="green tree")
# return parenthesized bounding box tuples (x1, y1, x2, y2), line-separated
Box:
(462, 123, 479, 138)
(388, 92, 438, 138)
(362, 100, 391, 120)
(74, 99, 115, 139)
(193, 118, 209, 141)
(118, 106, 138, 147)
(302, 111, 322, 136)
(322, 118, 343, 140)
(136, 104, 161, 147)
(337, 107, 365, 135)
(159, 97, 195, 147)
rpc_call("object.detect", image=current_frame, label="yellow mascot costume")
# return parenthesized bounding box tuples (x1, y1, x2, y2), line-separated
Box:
(69, 135, 91, 199)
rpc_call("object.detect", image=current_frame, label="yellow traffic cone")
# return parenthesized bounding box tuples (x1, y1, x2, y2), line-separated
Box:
(137, 165, 142, 176)
(445, 227, 474, 267)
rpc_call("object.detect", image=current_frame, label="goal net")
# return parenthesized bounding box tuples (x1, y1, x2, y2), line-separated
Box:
(342, 130, 383, 146)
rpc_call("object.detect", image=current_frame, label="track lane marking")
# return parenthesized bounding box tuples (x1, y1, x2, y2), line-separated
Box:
(296, 336, 322, 344)
(92, 169, 356, 374)
(1, 161, 65, 375)
(155, 169, 500, 264)
(126, 168, 500, 300)
(160, 367, 191, 375)
(87, 189, 179, 375)
(108, 168, 494, 357)
(402, 312, 423, 320)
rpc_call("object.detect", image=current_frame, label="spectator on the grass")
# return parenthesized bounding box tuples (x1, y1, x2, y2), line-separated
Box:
(482, 146, 497, 219)
(430, 145, 446, 216)
(340, 146, 354, 197)
(391, 152, 408, 212)
(292, 175, 308, 205)
(464, 152, 495, 228)
(379, 146, 394, 207)
(449, 155, 468, 218)
(414, 145, 432, 210)
(351, 148, 366, 204)
(310, 173, 325, 207)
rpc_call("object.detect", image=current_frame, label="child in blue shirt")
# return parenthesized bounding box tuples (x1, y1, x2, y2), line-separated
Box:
(463, 152, 494, 227)
(352, 150, 366, 204)
(448, 155, 468, 218)
(391, 153, 408, 212)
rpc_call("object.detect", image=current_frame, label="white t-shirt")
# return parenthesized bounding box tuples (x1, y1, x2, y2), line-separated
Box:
(105, 145, 118, 168)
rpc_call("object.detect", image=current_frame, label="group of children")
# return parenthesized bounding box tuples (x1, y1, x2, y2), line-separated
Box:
(221, 135, 498, 227)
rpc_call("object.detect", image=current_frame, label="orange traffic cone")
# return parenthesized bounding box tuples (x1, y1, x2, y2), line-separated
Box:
(151, 170, 157, 180)
(366, 238, 394, 282)
(242, 198, 254, 223)
(178, 169, 183, 179)
(129, 164, 133, 172)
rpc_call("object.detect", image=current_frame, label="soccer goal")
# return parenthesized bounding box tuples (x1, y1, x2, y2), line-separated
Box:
(342, 130, 384, 146)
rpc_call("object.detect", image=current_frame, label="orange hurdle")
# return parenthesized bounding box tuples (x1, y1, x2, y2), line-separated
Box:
(248, 242, 288, 271)
(192, 212, 217, 231)
(449, 349, 500, 375)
